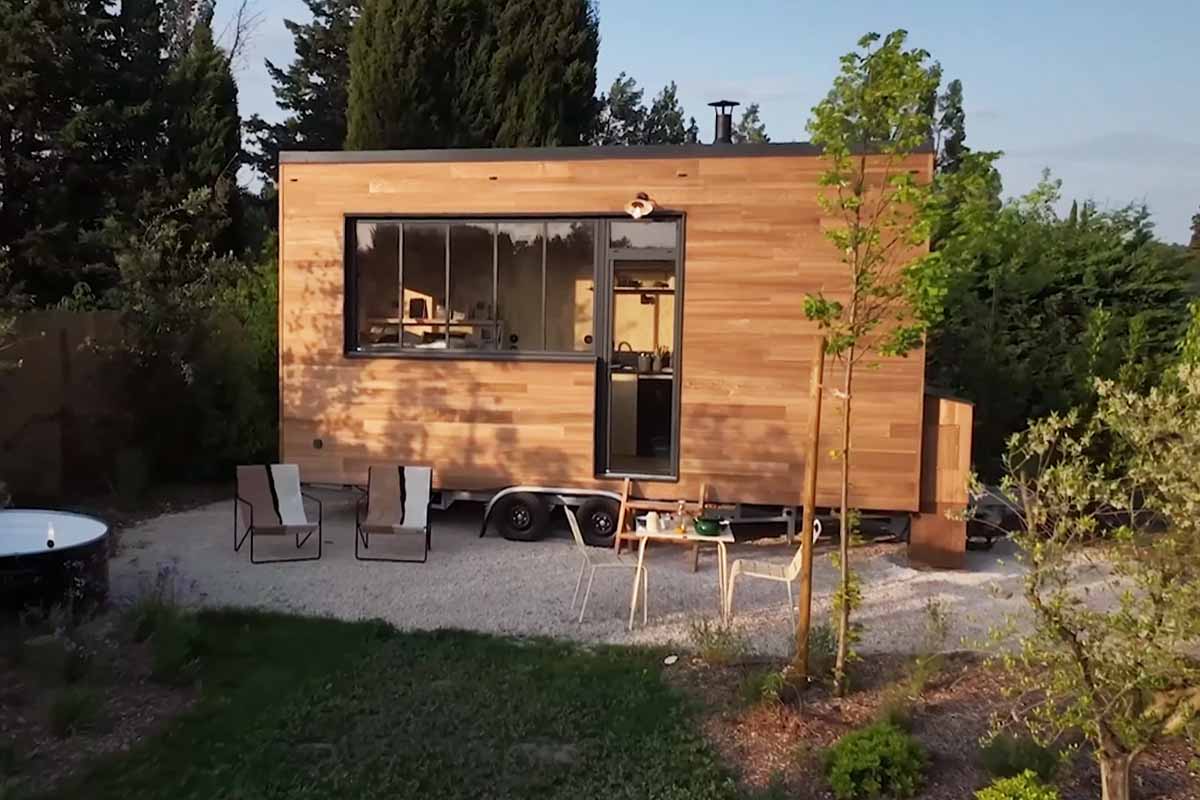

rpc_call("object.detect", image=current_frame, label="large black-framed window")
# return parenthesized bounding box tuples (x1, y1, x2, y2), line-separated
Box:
(345, 217, 599, 358)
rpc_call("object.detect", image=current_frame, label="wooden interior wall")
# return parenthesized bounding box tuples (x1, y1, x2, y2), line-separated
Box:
(279, 151, 931, 510)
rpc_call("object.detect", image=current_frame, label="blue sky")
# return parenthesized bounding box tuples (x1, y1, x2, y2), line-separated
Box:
(219, 0, 1200, 243)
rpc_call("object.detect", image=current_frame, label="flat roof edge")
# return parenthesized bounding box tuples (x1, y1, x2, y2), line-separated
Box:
(279, 142, 842, 164)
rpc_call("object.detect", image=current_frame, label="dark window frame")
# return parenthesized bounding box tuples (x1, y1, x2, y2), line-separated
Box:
(344, 214, 608, 362)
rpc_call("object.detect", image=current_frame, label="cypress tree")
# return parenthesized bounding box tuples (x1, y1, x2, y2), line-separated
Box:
(346, 0, 599, 150)
(247, 0, 358, 184)
(491, 0, 598, 146)
(163, 13, 243, 252)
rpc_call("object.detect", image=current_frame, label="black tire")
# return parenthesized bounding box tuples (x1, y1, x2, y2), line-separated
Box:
(575, 497, 620, 548)
(495, 493, 550, 542)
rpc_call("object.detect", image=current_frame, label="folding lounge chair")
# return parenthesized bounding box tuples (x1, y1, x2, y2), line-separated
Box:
(355, 465, 433, 563)
(567, 508, 646, 624)
(234, 464, 322, 564)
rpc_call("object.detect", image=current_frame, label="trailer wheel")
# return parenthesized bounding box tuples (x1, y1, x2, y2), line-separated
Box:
(496, 493, 550, 542)
(576, 497, 620, 547)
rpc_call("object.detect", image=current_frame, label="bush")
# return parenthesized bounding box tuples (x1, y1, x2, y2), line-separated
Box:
(809, 622, 838, 678)
(47, 687, 102, 738)
(975, 770, 1060, 800)
(150, 611, 204, 685)
(687, 617, 746, 666)
(825, 721, 926, 800)
(980, 733, 1059, 782)
(739, 668, 788, 708)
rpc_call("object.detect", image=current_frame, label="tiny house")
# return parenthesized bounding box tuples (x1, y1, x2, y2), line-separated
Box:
(277, 132, 934, 543)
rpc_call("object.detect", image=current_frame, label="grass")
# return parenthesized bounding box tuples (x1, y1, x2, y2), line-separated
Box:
(47, 687, 103, 739)
(42, 609, 739, 800)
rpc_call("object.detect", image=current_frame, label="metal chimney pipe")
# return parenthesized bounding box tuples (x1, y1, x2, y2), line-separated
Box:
(708, 100, 739, 144)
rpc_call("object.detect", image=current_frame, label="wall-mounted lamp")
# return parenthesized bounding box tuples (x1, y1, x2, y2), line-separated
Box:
(624, 192, 655, 219)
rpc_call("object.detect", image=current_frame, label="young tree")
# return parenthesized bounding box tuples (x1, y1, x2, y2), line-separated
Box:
(732, 102, 769, 143)
(644, 82, 688, 144)
(804, 30, 946, 694)
(993, 367, 1200, 800)
(593, 72, 646, 145)
(1190, 207, 1199, 250)
(246, 0, 358, 185)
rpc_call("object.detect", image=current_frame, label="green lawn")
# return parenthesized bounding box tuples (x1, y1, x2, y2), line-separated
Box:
(45, 610, 740, 800)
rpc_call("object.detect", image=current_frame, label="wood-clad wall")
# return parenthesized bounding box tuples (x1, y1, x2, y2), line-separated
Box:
(279, 151, 932, 511)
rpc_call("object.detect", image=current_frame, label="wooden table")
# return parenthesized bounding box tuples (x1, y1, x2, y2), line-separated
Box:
(627, 524, 734, 630)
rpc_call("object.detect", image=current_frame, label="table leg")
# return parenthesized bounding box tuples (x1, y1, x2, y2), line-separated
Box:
(628, 537, 648, 631)
(717, 542, 729, 623)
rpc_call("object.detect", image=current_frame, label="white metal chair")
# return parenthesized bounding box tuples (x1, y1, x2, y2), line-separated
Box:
(567, 508, 646, 624)
(724, 522, 822, 622)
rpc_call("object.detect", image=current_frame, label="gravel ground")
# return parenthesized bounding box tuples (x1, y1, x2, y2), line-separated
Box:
(110, 487, 1036, 656)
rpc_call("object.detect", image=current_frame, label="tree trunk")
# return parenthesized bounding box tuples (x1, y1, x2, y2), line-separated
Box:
(792, 338, 825, 682)
(832, 360, 853, 696)
(1099, 752, 1133, 800)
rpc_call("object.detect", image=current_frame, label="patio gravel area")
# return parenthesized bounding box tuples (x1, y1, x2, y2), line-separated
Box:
(110, 487, 1036, 656)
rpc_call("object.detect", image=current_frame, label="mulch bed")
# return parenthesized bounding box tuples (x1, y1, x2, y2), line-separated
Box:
(0, 614, 196, 794)
(668, 652, 1198, 799)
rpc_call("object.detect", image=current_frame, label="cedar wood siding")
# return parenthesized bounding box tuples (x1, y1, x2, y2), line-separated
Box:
(278, 148, 932, 511)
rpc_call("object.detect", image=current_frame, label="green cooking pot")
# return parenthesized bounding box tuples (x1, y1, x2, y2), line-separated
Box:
(694, 517, 724, 536)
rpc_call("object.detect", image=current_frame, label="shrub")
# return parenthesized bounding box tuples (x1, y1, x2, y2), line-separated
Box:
(809, 622, 838, 678)
(48, 687, 102, 738)
(150, 612, 204, 685)
(739, 668, 788, 708)
(825, 721, 926, 800)
(975, 770, 1060, 800)
(980, 733, 1059, 782)
(687, 618, 746, 666)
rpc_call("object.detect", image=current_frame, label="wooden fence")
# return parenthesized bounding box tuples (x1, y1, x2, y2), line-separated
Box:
(0, 311, 124, 501)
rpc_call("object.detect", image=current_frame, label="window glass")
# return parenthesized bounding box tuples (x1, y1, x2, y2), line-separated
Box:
(496, 222, 544, 351)
(401, 223, 447, 349)
(448, 223, 496, 350)
(545, 221, 595, 352)
(609, 220, 677, 250)
(354, 222, 400, 348)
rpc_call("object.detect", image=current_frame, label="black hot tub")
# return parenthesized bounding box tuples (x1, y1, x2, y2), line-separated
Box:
(0, 510, 110, 611)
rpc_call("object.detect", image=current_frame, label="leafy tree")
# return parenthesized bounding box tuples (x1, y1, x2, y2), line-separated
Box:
(685, 115, 700, 144)
(1191, 207, 1199, 250)
(644, 81, 688, 144)
(246, 0, 358, 185)
(345, 0, 598, 150)
(990, 367, 1200, 800)
(593, 72, 646, 145)
(927, 172, 1197, 474)
(804, 30, 946, 694)
(936, 78, 966, 173)
(732, 102, 769, 143)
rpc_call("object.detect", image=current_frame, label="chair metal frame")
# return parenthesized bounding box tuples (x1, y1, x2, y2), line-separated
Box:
(353, 471, 432, 564)
(234, 491, 323, 565)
